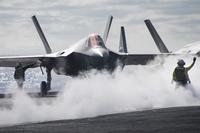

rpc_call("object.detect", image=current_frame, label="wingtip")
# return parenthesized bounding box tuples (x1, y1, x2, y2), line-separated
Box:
(145, 19, 152, 23)
(109, 15, 113, 19)
(121, 26, 124, 30)
(31, 15, 36, 19)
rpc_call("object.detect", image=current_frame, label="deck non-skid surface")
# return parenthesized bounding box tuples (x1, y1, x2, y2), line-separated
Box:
(0, 106, 200, 133)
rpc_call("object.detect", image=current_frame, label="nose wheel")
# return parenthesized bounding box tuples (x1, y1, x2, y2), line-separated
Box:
(40, 67, 52, 97)
(40, 81, 47, 96)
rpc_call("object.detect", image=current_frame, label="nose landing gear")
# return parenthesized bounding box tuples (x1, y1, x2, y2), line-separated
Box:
(40, 67, 52, 97)
(40, 81, 47, 96)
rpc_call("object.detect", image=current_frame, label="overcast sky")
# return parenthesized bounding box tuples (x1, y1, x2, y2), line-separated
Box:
(0, 0, 199, 55)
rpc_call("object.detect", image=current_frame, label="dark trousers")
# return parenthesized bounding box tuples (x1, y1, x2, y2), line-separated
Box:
(16, 79, 24, 88)
(176, 80, 187, 86)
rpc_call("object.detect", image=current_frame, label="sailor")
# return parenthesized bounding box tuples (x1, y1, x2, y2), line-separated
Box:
(172, 57, 196, 87)
(14, 63, 36, 88)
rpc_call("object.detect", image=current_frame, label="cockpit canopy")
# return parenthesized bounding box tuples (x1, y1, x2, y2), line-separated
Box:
(86, 34, 105, 48)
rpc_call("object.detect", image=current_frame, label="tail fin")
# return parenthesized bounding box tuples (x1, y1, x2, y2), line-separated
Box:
(144, 19, 169, 53)
(103, 15, 113, 45)
(119, 26, 128, 53)
(32, 15, 52, 54)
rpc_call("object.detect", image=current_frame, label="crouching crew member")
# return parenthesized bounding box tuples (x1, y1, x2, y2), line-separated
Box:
(14, 63, 36, 88)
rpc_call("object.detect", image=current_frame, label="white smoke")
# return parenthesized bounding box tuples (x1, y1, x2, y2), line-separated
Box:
(0, 55, 200, 126)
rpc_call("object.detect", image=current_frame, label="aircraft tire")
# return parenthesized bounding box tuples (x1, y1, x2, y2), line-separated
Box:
(40, 81, 48, 97)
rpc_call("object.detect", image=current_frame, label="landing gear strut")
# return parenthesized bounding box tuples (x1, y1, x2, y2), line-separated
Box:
(40, 67, 52, 97)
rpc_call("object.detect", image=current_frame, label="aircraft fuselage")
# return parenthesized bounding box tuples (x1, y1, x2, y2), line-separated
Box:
(52, 52, 119, 76)
(49, 34, 121, 76)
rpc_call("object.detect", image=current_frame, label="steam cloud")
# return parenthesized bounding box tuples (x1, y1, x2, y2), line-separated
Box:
(0, 55, 200, 126)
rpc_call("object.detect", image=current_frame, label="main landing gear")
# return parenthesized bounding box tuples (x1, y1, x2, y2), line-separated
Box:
(40, 67, 52, 97)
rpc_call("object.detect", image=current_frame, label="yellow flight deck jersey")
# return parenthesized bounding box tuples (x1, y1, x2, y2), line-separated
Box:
(173, 61, 195, 83)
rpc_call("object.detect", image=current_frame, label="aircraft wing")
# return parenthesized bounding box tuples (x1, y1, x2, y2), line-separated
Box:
(118, 53, 174, 65)
(122, 54, 159, 65)
(0, 55, 53, 67)
(121, 53, 196, 65)
(174, 41, 200, 55)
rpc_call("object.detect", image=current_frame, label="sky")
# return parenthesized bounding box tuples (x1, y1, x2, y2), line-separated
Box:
(0, 0, 199, 55)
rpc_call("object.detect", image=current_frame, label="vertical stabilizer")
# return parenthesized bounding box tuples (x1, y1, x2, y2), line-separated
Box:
(144, 19, 169, 53)
(32, 15, 52, 54)
(119, 26, 128, 53)
(103, 15, 113, 45)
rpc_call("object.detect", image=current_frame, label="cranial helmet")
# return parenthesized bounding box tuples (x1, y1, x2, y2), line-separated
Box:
(15, 63, 22, 69)
(177, 59, 185, 66)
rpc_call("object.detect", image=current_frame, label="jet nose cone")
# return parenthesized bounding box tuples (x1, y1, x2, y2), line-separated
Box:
(93, 48, 109, 57)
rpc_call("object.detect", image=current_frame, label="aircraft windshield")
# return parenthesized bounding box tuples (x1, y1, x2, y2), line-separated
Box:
(87, 35, 105, 48)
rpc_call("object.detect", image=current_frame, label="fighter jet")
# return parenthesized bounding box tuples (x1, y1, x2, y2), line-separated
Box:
(144, 19, 200, 55)
(0, 15, 167, 95)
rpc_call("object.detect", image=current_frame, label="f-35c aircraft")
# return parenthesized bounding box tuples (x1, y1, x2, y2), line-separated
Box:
(0, 16, 174, 95)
